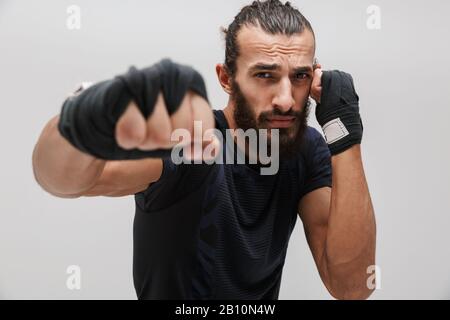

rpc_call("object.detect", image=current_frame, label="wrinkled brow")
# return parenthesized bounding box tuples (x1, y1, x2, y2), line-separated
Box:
(248, 63, 313, 74)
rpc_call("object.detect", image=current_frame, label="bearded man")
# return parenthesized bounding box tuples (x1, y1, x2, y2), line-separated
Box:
(33, 0, 376, 300)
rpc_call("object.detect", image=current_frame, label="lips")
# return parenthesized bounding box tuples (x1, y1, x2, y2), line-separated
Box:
(267, 116, 296, 128)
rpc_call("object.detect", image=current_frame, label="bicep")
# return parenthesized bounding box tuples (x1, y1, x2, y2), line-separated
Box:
(81, 158, 163, 197)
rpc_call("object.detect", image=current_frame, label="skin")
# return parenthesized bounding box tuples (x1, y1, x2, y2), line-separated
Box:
(32, 91, 214, 197)
(33, 23, 376, 300)
(219, 26, 317, 131)
(216, 25, 376, 300)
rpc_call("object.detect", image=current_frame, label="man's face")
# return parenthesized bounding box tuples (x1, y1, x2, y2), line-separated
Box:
(230, 25, 316, 156)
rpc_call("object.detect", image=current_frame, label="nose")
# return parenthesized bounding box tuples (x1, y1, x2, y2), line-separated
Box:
(272, 78, 295, 113)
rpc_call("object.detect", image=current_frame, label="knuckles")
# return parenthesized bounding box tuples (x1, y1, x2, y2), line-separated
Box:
(116, 92, 212, 151)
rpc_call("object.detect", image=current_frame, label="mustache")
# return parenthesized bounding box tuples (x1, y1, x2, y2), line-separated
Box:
(258, 103, 309, 123)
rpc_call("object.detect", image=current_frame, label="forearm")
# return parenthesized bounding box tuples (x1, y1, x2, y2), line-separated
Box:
(32, 115, 106, 197)
(324, 144, 376, 299)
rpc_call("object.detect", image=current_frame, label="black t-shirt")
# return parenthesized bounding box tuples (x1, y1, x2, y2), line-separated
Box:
(132, 109, 332, 299)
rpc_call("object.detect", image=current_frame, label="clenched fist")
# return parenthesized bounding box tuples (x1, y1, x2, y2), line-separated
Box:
(116, 90, 217, 159)
(58, 59, 218, 161)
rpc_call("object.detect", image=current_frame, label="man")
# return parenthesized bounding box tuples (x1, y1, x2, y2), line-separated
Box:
(32, 0, 376, 299)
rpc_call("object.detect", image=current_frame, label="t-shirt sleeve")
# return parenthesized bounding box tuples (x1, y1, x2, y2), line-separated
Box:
(134, 157, 216, 213)
(300, 127, 332, 199)
(157, 157, 178, 181)
(134, 157, 180, 212)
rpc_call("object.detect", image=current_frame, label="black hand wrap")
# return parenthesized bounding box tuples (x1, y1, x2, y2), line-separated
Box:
(57, 58, 209, 160)
(315, 70, 363, 155)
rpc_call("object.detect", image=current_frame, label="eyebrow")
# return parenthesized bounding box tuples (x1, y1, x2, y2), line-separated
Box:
(248, 63, 313, 75)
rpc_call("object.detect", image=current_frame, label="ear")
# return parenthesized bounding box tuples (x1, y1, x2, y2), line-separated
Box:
(216, 63, 232, 95)
(313, 58, 322, 71)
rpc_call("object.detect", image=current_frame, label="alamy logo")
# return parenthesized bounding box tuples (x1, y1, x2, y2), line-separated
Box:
(170, 121, 280, 176)
(367, 5, 381, 30)
(366, 265, 382, 290)
(66, 5, 81, 30)
(66, 265, 81, 290)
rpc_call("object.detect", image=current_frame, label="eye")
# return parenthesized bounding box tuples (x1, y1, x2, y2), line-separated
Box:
(295, 73, 310, 80)
(255, 72, 273, 79)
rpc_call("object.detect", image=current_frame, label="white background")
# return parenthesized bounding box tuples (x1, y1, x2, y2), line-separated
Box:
(0, 0, 449, 299)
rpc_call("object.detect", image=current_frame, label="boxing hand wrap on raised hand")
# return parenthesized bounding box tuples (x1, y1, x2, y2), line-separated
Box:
(315, 70, 363, 155)
(57, 58, 209, 160)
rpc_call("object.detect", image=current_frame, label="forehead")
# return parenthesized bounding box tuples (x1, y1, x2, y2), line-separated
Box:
(236, 25, 315, 69)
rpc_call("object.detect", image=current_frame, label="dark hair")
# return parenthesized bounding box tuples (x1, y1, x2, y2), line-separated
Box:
(221, 0, 315, 77)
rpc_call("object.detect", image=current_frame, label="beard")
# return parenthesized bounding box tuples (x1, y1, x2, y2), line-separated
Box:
(231, 78, 310, 159)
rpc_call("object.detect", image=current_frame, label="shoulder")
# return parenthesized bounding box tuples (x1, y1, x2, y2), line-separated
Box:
(299, 126, 327, 155)
(304, 126, 324, 141)
(213, 109, 227, 131)
(296, 126, 331, 170)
